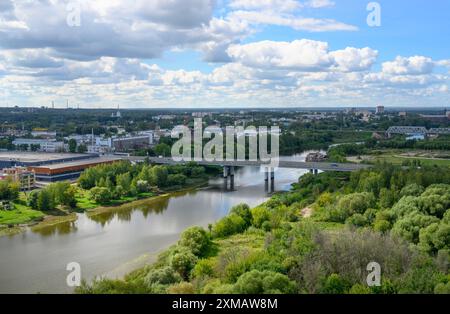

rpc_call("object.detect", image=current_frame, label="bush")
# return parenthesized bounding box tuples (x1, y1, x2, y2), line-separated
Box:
(400, 184, 424, 197)
(169, 247, 198, 279)
(145, 266, 182, 287)
(167, 282, 195, 294)
(230, 204, 252, 227)
(191, 259, 216, 278)
(37, 189, 55, 211)
(320, 274, 351, 294)
(179, 226, 211, 257)
(89, 187, 111, 204)
(251, 206, 270, 228)
(212, 214, 247, 238)
(346, 214, 368, 227)
(234, 270, 296, 294)
(27, 190, 39, 209)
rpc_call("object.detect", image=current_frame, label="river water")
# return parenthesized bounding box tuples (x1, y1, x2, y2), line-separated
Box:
(0, 154, 312, 294)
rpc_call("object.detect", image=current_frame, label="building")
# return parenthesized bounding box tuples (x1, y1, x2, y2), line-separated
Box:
(0, 167, 35, 191)
(0, 151, 101, 169)
(376, 106, 385, 115)
(12, 138, 65, 152)
(28, 157, 121, 182)
(31, 130, 57, 138)
(419, 110, 450, 121)
(306, 152, 327, 162)
(398, 111, 407, 117)
(112, 135, 153, 152)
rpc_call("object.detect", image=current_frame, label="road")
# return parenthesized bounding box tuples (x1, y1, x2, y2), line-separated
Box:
(123, 156, 372, 172)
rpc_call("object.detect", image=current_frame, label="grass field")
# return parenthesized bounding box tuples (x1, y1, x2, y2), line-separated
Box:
(348, 149, 450, 167)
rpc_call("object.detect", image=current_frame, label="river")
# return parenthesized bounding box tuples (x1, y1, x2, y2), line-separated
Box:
(0, 154, 314, 294)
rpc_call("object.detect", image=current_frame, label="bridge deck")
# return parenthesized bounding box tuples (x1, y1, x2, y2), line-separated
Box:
(124, 157, 371, 172)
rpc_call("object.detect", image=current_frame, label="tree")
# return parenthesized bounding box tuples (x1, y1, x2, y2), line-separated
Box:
(144, 266, 182, 287)
(167, 174, 187, 186)
(37, 189, 55, 211)
(27, 190, 39, 209)
(154, 143, 171, 157)
(77, 144, 87, 153)
(230, 203, 252, 227)
(89, 187, 111, 204)
(391, 211, 439, 243)
(148, 165, 168, 187)
(116, 172, 131, 195)
(234, 270, 296, 294)
(169, 247, 198, 279)
(136, 180, 149, 193)
(68, 139, 77, 153)
(178, 227, 211, 257)
(321, 274, 351, 294)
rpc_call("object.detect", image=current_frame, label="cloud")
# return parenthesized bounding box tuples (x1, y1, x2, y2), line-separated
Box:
(382, 56, 435, 75)
(227, 39, 377, 72)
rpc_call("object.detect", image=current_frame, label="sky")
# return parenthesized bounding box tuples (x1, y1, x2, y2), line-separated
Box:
(0, 0, 449, 109)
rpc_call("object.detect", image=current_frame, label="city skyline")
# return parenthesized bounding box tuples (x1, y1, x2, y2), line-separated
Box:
(0, 0, 449, 108)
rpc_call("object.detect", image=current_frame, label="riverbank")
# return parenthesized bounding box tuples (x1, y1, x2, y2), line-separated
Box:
(0, 176, 211, 238)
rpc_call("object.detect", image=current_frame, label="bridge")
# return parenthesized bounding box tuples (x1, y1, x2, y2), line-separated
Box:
(123, 156, 372, 192)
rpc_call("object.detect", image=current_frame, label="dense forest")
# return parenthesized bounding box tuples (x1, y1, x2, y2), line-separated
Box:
(76, 164, 450, 294)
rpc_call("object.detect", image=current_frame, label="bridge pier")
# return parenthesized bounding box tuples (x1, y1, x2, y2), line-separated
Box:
(264, 167, 275, 193)
(309, 169, 318, 175)
(223, 166, 235, 190)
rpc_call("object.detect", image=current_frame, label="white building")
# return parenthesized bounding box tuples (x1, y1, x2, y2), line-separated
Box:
(12, 138, 65, 152)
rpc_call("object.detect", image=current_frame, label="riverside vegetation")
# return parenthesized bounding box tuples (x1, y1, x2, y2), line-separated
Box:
(0, 161, 218, 233)
(76, 164, 450, 294)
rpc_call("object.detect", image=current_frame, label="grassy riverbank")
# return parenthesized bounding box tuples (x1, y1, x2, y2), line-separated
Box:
(0, 175, 212, 237)
(76, 164, 450, 294)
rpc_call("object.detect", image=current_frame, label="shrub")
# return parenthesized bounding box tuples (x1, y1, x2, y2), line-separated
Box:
(169, 247, 198, 279)
(251, 206, 270, 228)
(89, 187, 111, 204)
(234, 270, 296, 294)
(230, 203, 252, 227)
(212, 214, 246, 238)
(145, 266, 182, 286)
(320, 274, 351, 294)
(179, 226, 211, 257)
(167, 282, 195, 294)
(346, 213, 368, 227)
(191, 259, 216, 278)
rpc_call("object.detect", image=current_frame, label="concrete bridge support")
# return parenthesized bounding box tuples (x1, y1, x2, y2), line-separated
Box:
(223, 166, 235, 190)
(309, 169, 319, 175)
(264, 167, 275, 193)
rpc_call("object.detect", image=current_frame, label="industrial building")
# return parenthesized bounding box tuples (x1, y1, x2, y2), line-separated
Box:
(12, 138, 65, 152)
(28, 156, 120, 182)
(0, 152, 120, 183)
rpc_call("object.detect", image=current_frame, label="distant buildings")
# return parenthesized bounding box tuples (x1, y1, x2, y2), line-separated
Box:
(31, 130, 57, 138)
(112, 135, 153, 152)
(12, 138, 65, 153)
(419, 109, 450, 121)
(376, 106, 385, 115)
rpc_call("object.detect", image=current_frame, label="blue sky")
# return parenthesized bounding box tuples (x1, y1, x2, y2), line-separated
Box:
(0, 0, 449, 108)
